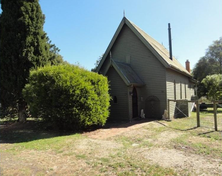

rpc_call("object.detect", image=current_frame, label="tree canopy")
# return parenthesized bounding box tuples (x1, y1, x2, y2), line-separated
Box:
(0, 0, 62, 120)
(201, 74, 222, 101)
(47, 36, 64, 65)
(192, 37, 222, 98)
(91, 54, 103, 72)
(206, 37, 222, 74)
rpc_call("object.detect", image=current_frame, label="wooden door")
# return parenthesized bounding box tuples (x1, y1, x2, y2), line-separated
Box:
(145, 96, 160, 119)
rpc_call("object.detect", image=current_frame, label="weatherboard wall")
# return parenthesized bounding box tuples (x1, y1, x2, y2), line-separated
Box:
(110, 24, 167, 119)
(166, 69, 195, 118)
(107, 66, 129, 121)
(98, 21, 195, 121)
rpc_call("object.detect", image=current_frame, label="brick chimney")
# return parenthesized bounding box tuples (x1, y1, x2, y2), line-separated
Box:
(185, 60, 190, 73)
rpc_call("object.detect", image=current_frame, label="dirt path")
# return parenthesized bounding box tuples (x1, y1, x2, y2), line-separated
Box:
(84, 121, 222, 175)
(0, 120, 221, 175)
(84, 120, 153, 139)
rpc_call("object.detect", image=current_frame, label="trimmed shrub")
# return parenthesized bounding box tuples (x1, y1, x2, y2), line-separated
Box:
(23, 64, 110, 130)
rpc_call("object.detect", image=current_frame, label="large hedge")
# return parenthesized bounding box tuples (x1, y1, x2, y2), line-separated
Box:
(23, 64, 110, 130)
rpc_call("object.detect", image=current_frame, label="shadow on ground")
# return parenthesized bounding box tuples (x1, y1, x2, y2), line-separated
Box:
(0, 120, 64, 144)
(155, 120, 222, 139)
(155, 121, 199, 131)
(102, 118, 154, 129)
(0, 118, 153, 144)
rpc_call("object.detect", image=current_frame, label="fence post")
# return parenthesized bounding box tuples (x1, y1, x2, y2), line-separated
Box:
(196, 101, 200, 127)
(213, 101, 218, 131)
(168, 99, 170, 120)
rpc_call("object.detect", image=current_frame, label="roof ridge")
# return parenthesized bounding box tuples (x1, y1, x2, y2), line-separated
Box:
(97, 17, 191, 77)
(125, 18, 191, 77)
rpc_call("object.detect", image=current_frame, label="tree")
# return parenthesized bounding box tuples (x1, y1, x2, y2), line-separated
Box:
(201, 74, 222, 101)
(206, 37, 222, 74)
(193, 57, 218, 82)
(47, 36, 64, 65)
(0, 0, 58, 121)
(91, 54, 103, 72)
(192, 37, 222, 97)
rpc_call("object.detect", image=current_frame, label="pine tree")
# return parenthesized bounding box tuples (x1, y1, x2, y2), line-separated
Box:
(0, 0, 52, 121)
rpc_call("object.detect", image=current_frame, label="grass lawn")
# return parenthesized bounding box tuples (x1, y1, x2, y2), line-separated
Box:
(0, 109, 221, 176)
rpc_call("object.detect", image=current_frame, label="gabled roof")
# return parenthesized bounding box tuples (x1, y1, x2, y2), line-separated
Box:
(96, 17, 191, 77)
(111, 60, 145, 87)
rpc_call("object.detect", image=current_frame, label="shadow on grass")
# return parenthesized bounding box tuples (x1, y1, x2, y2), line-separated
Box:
(156, 121, 222, 139)
(198, 130, 215, 136)
(0, 120, 81, 144)
(155, 121, 199, 132)
(0, 118, 154, 144)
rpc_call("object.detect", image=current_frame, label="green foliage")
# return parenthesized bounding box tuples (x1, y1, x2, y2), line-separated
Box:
(47, 36, 65, 65)
(201, 74, 222, 100)
(0, 0, 63, 120)
(192, 37, 222, 97)
(193, 57, 219, 82)
(0, 0, 48, 117)
(206, 37, 222, 74)
(91, 54, 103, 72)
(23, 64, 110, 130)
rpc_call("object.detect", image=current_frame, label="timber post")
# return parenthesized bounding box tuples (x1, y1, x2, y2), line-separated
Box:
(168, 99, 170, 120)
(213, 101, 218, 131)
(196, 101, 200, 127)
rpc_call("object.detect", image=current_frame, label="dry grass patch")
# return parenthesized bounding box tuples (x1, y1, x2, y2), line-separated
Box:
(171, 134, 222, 159)
(136, 147, 222, 176)
(1, 111, 222, 176)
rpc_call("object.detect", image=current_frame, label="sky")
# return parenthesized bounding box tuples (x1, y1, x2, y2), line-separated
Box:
(1, 0, 222, 71)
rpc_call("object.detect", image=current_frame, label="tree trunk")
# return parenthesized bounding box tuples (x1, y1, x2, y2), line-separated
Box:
(18, 100, 26, 122)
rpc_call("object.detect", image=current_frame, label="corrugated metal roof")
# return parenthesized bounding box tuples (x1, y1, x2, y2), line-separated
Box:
(112, 60, 145, 87)
(128, 19, 191, 76)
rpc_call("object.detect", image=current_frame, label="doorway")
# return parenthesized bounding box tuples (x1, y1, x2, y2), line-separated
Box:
(132, 87, 138, 118)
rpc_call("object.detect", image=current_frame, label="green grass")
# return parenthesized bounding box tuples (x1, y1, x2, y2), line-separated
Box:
(86, 153, 177, 176)
(168, 109, 222, 133)
(1, 108, 222, 176)
(0, 117, 17, 124)
(166, 109, 222, 158)
(171, 134, 222, 158)
(7, 133, 83, 153)
(76, 154, 87, 159)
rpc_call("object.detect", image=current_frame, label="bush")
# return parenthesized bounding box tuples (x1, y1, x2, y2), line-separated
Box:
(23, 64, 110, 130)
(201, 74, 222, 101)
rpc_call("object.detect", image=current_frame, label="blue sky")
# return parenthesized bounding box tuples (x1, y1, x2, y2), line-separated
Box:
(2, 1, 222, 70)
